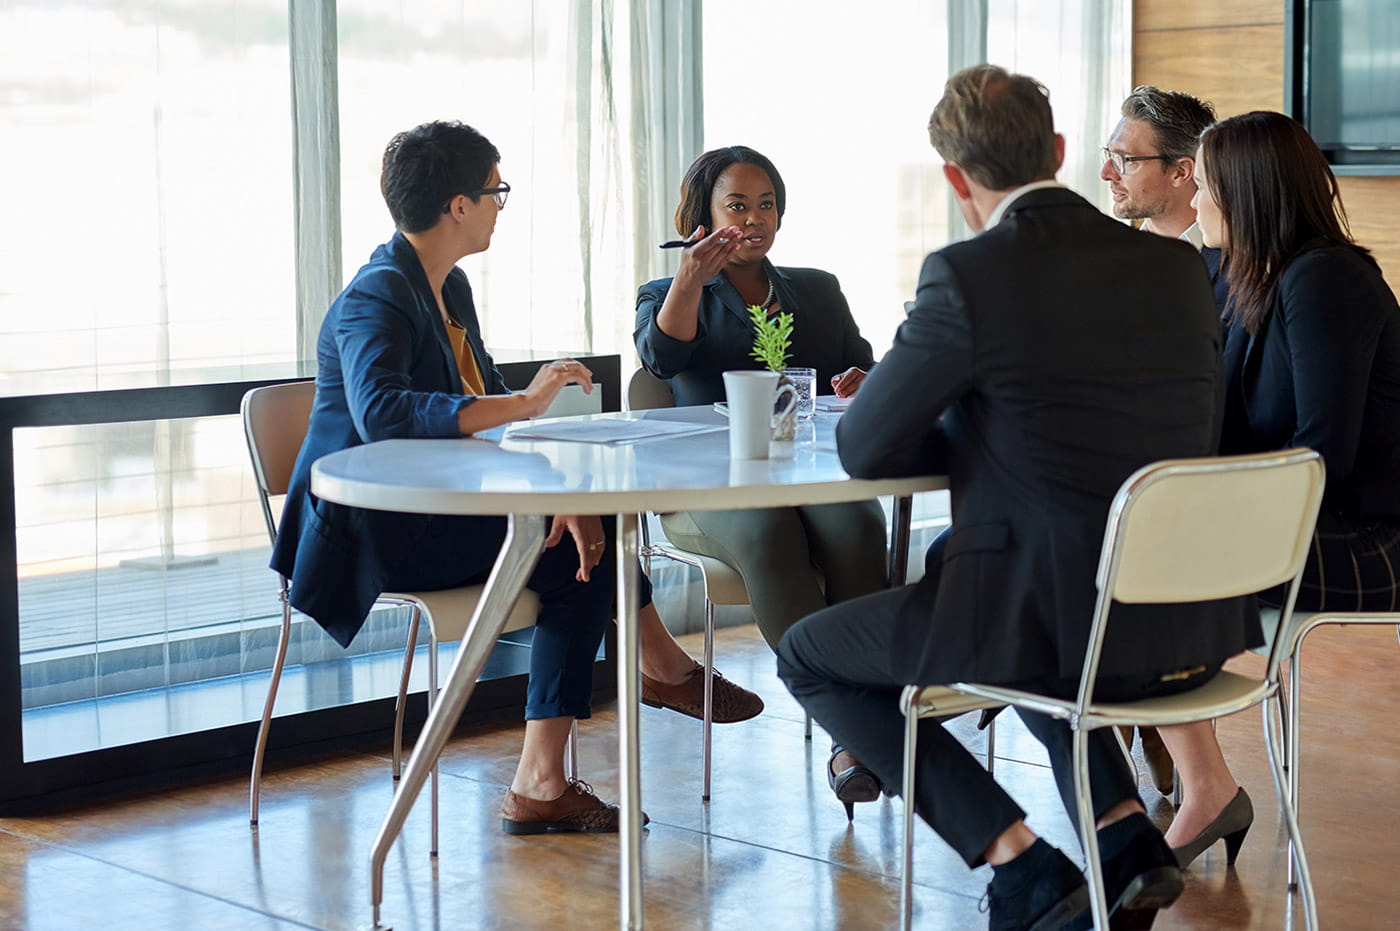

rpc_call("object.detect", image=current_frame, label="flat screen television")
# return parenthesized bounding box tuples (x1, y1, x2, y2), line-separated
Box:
(1288, 0, 1400, 175)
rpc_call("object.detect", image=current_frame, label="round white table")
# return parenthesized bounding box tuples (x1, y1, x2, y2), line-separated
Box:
(310, 406, 947, 930)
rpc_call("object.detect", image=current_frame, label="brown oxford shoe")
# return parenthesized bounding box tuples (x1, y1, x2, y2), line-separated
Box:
(500, 779, 649, 835)
(640, 662, 764, 723)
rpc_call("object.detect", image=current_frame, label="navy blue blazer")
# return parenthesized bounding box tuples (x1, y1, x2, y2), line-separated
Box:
(836, 188, 1257, 685)
(269, 233, 508, 647)
(1219, 242, 1400, 521)
(634, 260, 876, 406)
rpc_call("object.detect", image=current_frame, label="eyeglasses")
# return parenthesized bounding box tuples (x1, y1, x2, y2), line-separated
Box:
(444, 182, 511, 212)
(1100, 147, 1174, 174)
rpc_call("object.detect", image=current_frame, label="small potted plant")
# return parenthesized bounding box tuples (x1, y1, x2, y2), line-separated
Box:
(747, 304, 797, 440)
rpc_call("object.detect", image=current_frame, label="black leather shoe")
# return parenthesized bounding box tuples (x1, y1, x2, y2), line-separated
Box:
(827, 745, 881, 821)
(1070, 813, 1184, 930)
(985, 839, 1090, 931)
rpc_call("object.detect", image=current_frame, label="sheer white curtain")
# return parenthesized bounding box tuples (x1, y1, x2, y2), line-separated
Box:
(987, 0, 1132, 214)
(335, 0, 646, 359)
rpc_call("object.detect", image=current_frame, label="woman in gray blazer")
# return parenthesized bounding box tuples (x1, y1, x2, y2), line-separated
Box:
(634, 146, 889, 816)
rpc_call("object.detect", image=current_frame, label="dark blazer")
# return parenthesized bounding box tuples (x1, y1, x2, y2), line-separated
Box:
(1219, 242, 1400, 522)
(269, 232, 508, 647)
(838, 187, 1259, 686)
(635, 260, 876, 406)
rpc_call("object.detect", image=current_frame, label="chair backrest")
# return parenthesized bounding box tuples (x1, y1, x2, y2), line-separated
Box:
(1078, 448, 1325, 698)
(241, 381, 317, 544)
(626, 367, 675, 411)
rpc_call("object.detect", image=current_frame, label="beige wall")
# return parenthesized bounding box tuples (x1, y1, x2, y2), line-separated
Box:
(1133, 0, 1400, 287)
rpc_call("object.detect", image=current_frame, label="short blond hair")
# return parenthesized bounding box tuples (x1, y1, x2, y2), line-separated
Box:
(928, 65, 1058, 190)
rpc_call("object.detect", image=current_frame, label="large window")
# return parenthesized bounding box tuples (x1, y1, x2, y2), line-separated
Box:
(2, 0, 1128, 768)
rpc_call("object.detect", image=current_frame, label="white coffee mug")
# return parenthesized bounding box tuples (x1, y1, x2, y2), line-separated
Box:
(723, 370, 797, 459)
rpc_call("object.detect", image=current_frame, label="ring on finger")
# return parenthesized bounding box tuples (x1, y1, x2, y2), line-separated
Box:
(588, 541, 604, 551)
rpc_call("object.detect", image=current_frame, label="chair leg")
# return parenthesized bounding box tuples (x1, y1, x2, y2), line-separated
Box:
(900, 704, 919, 930)
(392, 607, 423, 782)
(1075, 727, 1113, 931)
(1263, 697, 1318, 929)
(1286, 645, 1304, 890)
(985, 717, 996, 776)
(429, 631, 440, 859)
(804, 713, 813, 742)
(1276, 667, 1291, 772)
(1112, 724, 1137, 787)
(702, 598, 715, 802)
(250, 587, 293, 826)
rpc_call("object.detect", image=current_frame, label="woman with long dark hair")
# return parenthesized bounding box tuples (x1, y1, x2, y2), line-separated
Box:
(1159, 111, 1400, 868)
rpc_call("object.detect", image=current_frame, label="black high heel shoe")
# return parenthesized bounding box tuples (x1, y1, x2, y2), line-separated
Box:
(1171, 787, 1254, 868)
(827, 745, 881, 821)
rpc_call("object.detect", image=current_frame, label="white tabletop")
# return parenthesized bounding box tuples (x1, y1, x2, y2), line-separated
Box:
(310, 407, 946, 515)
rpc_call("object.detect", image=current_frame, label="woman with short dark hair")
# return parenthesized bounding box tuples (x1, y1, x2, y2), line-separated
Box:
(1160, 110, 1400, 868)
(634, 145, 889, 817)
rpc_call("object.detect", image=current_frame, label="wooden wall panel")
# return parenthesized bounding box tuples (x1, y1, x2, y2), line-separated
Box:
(1134, 0, 1400, 291)
(1133, 26, 1284, 117)
(1134, 0, 1280, 32)
(1340, 178, 1400, 274)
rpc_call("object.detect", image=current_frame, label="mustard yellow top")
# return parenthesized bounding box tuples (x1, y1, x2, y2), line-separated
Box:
(444, 318, 487, 396)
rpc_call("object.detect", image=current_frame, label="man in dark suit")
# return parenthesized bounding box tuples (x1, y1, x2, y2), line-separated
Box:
(776, 66, 1258, 930)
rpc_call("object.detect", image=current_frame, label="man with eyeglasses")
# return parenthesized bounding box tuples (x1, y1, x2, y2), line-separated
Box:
(1101, 86, 1217, 247)
(1101, 87, 1220, 800)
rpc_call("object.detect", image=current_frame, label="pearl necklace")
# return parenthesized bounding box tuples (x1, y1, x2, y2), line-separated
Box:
(761, 278, 777, 312)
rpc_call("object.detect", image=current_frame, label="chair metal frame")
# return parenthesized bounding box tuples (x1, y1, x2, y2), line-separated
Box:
(1264, 606, 1400, 887)
(898, 449, 1326, 930)
(241, 382, 558, 855)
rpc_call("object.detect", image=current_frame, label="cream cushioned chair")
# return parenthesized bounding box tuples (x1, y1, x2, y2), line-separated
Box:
(241, 381, 549, 856)
(898, 449, 1326, 931)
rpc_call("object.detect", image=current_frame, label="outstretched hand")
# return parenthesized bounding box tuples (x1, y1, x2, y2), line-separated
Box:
(519, 358, 595, 418)
(674, 225, 744, 290)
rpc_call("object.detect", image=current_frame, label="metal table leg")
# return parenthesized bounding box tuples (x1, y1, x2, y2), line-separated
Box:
(369, 513, 547, 930)
(616, 512, 644, 929)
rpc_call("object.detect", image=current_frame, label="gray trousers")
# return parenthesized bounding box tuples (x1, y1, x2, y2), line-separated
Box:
(660, 499, 889, 650)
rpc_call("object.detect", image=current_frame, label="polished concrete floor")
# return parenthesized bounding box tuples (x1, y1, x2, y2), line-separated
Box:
(1, 622, 1395, 930)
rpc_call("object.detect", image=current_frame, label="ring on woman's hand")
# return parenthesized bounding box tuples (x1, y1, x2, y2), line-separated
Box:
(552, 361, 573, 370)
(588, 541, 603, 551)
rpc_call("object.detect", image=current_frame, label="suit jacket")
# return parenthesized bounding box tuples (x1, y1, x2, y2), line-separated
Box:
(838, 187, 1259, 685)
(269, 232, 508, 647)
(634, 260, 875, 406)
(1219, 241, 1400, 522)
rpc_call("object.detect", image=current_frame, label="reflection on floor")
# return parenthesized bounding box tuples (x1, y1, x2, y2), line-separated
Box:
(1, 623, 1395, 930)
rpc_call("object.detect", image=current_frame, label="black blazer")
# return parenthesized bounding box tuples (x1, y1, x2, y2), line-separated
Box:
(1219, 242, 1400, 522)
(838, 187, 1259, 686)
(635, 260, 875, 406)
(269, 232, 509, 647)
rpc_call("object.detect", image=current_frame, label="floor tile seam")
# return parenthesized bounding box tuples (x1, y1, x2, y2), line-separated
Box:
(653, 819, 984, 905)
(0, 829, 324, 930)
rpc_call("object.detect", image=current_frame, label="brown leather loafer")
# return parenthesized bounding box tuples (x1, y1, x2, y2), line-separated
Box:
(500, 779, 649, 835)
(640, 663, 764, 723)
